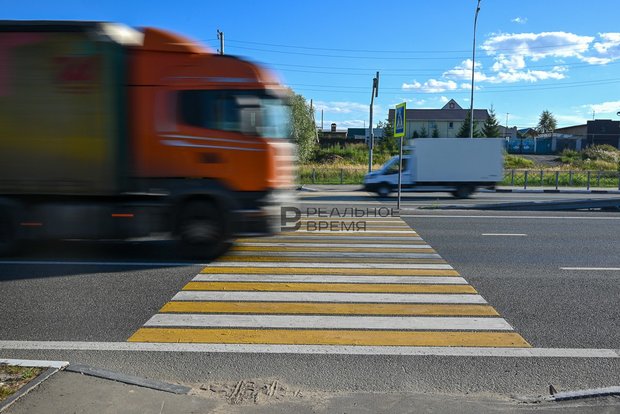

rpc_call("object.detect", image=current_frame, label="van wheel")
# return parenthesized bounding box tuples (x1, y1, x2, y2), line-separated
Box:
(376, 183, 391, 198)
(177, 201, 231, 259)
(452, 184, 475, 199)
(0, 206, 18, 256)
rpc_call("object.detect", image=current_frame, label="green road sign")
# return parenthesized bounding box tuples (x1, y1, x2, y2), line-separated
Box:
(394, 102, 406, 137)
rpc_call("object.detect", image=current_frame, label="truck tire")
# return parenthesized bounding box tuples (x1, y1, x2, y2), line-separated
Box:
(177, 200, 231, 259)
(452, 184, 475, 199)
(376, 183, 392, 198)
(0, 205, 18, 256)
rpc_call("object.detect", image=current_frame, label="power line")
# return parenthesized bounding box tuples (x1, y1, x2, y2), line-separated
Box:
(291, 78, 620, 95)
(224, 38, 599, 55)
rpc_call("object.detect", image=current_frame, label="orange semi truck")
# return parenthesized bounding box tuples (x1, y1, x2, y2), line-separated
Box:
(0, 21, 295, 257)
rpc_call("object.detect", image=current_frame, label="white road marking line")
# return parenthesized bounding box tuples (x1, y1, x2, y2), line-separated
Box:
(401, 214, 620, 220)
(482, 233, 528, 237)
(192, 275, 468, 284)
(172, 291, 486, 304)
(0, 341, 618, 358)
(0, 358, 69, 369)
(560, 267, 620, 271)
(289, 230, 414, 234)
(0, 260, 203, 267)
(206, 262, 453, 269)
(248, 236, 423, 241)
(236, 242, 430, 248)
(143, 314, 514, 331)
(227, 251, 440, 258)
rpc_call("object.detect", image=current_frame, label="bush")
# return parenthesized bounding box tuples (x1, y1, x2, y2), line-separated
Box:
(310, 143, 393, 166)
(559, 145, 620, 171)
(504, 154, 534, 169)
(582, 145, 620, 164)
(559, 149, 581, 164)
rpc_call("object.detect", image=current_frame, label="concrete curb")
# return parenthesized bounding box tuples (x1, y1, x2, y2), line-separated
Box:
(65, 364, 191, 395)
(0, 359, 68, 413)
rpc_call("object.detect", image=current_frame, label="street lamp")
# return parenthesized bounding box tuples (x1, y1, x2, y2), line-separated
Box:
(469, 0, 481, 139)
(368, 71, 379, 173)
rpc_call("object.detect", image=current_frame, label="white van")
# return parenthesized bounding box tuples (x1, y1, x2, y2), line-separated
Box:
(363, 138, 504, 198)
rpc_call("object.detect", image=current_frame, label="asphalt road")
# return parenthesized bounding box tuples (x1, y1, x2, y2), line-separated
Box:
(1, 191, 619, 400)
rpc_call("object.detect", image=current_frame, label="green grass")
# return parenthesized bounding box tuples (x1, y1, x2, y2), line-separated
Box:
(0, 365, 43, 402)
(298, 165, 620, 188)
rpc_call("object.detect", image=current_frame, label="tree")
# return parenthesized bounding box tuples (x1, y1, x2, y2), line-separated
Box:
(456, 111, 481, 138)
(289, 93, 318, 162)
(482, 107, 501, 138)
(419, 126, 428, 138)
(412, 130, 420, 138)
(376, 119, 398, 154)
(536, 110, 557, 134)
(432, 126, 440, 138)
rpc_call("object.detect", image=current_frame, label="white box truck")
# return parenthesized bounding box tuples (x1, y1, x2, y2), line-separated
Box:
(363, 138, 504, 198)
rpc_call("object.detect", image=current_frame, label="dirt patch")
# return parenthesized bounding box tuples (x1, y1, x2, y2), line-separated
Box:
(195, 379, 307, 405)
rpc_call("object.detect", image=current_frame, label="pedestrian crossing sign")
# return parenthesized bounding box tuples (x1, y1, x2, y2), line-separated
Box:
(394, 102, 406, 137)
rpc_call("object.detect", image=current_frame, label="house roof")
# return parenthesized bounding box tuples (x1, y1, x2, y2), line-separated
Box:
(388, 108, 489, 121)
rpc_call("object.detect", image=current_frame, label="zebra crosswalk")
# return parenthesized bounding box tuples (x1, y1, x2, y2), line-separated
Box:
(128, 214, 530, 350)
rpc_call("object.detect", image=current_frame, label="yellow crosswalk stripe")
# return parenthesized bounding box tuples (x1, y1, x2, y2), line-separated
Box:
(160, 302, 499, 316)
(200, 267, 460, 276)
(278, 232, 419, 237)
(234, 239, 426, 245)
(183, 282, 477, 294)
(231, 246, 435, 253)
(128, 328, 531, 347)
(217, 256, 447, 264)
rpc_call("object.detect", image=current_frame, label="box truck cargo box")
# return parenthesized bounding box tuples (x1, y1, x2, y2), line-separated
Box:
(364, 138, 504, 198)
(0, 21, 296, 258)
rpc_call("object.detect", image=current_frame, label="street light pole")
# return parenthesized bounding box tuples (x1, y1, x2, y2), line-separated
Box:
(469, 0, 481, 139)
(368, 71, 379, 173)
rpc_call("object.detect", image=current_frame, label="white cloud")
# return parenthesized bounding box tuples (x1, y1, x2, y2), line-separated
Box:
(402, 79, 458, 93)
(326, 119, 367, 128)
(489, 69, 566, 83)
(313, 101, 368, 114)
(443, 59, 489, 82)
(555, 114, 588, 126)
(511, 17, 528, 24)
(491, 54, 526, 72)
(585, 100, 620, 114)
(587, 32, 620, 64)
(482, 32, 593, 61)
(439, 96, 449, 104)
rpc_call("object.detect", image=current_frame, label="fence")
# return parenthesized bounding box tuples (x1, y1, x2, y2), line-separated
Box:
(503, 169, 620, 190)
(299, 166, 620, 189)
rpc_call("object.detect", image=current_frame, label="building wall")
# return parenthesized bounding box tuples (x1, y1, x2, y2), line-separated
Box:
(405, 120, 463, 138)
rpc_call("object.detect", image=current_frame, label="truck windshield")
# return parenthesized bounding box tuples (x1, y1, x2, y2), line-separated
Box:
(178, 90, 291, 139)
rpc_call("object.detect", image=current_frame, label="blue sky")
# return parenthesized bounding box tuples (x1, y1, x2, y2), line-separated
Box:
(4, 0, 620, 129)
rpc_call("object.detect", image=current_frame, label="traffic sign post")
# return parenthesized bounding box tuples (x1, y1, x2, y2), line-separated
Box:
(394, 103, 406, 210)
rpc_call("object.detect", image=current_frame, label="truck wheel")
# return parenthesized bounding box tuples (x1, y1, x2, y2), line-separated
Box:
(376, 183, 391, 198)
(0, 206, 18, 256)
(452, 184, 475, 199)
(177, 201, 231, 259)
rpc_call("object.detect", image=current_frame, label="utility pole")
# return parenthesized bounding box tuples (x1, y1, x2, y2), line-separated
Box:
(310, 99, 319, 143)
(217, 30, 224, 55)
(469, 0, 481, 138)
(368, 71, 380, 173)
(505, 112, 509, 138)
